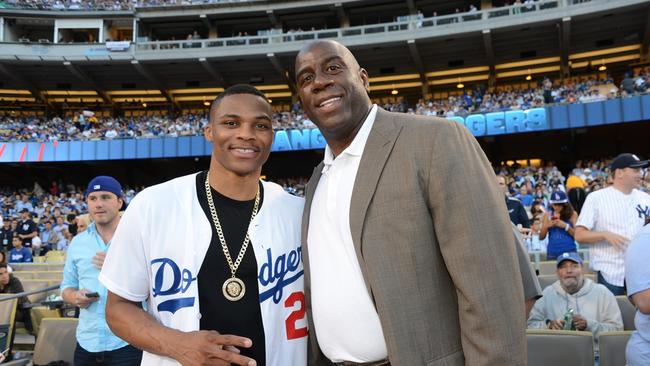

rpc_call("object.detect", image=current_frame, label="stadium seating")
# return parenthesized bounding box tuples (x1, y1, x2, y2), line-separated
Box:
(616, 296, 636, 331)
(29, 307, 60, 336)
(0, 295, 18, 357)
(10, 264, 49, 272)
(32, 318, 78, 366)
(20, 280, 53, 303)
(33, 271, 63, 281)
(526, 329, 594, 366)
(598, 331, 633, 366)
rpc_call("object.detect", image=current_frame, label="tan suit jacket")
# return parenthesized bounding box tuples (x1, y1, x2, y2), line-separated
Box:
(302, 108, 531, 366)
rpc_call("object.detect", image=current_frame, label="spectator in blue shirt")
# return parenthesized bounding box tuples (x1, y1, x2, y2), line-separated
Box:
(8, 236, 32, 263)
(61, 176, 142, 366)
(516, 186, 535, 208)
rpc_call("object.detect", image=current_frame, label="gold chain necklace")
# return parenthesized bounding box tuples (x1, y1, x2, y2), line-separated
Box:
(204, 174, 260, 301)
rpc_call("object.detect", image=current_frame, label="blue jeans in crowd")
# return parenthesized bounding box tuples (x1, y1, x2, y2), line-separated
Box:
(74, 343, 142, 366)
(597, 271, 626, 296)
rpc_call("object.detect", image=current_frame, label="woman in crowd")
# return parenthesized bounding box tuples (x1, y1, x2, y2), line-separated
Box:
(539, 190, 577, 259)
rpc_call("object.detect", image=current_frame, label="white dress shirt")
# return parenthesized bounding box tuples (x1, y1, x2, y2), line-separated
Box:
(308, 105, 388, 363)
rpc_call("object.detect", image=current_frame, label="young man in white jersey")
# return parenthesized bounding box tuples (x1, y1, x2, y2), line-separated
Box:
(575, 153, 650, 295)
(99, 85, 307, 366)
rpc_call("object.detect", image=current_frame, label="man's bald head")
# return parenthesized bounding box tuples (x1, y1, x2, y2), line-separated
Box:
(295, 40, 361, 77)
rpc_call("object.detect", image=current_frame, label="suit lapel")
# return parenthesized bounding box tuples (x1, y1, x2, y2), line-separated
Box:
(302, 162, 328, 364)
(302, 162, 324, 247)
(349, 109, 402, 291)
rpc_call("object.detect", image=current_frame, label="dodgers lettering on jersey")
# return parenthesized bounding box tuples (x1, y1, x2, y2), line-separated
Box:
(256, 246, 308, 343)
(258, 247, 304, 303)
(151, 258, 197, 314)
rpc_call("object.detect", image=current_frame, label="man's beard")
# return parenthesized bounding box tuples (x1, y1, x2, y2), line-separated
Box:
(561, 277, 583, 294)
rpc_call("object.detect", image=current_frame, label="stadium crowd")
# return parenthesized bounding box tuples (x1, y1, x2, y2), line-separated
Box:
(0, 157, 645, 260)
(2, 72, 648, 143)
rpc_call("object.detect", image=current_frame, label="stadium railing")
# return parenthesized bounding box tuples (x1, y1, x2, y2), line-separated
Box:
(136, 0, 567, 51)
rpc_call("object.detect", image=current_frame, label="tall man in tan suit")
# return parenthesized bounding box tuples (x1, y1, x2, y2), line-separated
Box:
(295, 40, 528, 366)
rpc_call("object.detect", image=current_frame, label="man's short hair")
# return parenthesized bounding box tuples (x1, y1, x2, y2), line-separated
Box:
(0, 264, 8, 271)
(210, 84, 269, 112)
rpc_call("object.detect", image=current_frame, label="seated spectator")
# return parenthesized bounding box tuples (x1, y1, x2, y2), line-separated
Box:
(0, 219, 13, 254)
(528, 252, 623, 359)
(0, 264, 33, 333)
(9, 237, 32, 263)
(497, 175, 530, 230)
(539, 191, 578, 260)
(515, 185, 532, 205)
(524, 215, 548, 252)
(40, 220, 60, 252)
(625, 220, 650, 365)
(75, 214, 90, 235)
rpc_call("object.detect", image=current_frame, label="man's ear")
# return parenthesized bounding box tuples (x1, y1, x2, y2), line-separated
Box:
(204, 122, 213, 142)
(359, 68, 370, 94)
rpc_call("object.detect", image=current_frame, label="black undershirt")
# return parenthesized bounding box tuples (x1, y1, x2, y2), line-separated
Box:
(195, 171, 266, 365)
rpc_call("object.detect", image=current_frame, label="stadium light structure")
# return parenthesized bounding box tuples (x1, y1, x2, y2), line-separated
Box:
(598, 59, 607, 71)
(456, 77, 464, 89)
(525, 70, 532, 81)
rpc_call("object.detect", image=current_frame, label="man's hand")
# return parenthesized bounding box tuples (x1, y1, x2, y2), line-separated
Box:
(171, 330, 256, 366)
(92, 251, 106, 270)
(572, 314, 588, 331)
(602, 232, 629, 250)
(74, 289, 100, 309)
(548, 319, 565, 330)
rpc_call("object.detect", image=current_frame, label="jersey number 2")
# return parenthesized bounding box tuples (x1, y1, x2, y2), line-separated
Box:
(285, 291, 308, 339)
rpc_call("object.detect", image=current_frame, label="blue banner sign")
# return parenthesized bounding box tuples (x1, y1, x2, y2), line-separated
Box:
(2, 95, 650, 163)
(448, 108, 548, 136)
(271, 128, 326, 151)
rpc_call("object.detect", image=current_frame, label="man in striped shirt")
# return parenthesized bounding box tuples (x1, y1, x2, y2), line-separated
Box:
(575, 153, 650, 295)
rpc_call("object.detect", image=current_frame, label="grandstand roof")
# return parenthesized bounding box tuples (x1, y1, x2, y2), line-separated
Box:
(0, 0, 648, 104)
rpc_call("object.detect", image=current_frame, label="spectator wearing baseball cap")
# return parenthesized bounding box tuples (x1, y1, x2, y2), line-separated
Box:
(61, 175, 142, 365)
(15, 207, 37, 248)
(575, 153, 650, 295)
(85, 176, 126, 211)
(610, 153, 649, 171)
(539, 191, 578, 259)
(528, 251, 623, 359)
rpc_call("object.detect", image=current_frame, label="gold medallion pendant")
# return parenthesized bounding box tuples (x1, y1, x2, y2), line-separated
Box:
(204, 173, 260, 302)
(222, 277, 246, 301)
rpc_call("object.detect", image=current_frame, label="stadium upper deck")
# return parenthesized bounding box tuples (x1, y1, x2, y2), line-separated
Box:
(0, 0, 648, 109)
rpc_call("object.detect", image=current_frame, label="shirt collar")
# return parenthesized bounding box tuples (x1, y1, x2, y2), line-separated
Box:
(86, 222, 98, 235)
(323, 104, 378, 168)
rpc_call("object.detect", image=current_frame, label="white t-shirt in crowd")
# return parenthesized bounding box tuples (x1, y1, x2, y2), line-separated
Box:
(576, 186, 650, 286)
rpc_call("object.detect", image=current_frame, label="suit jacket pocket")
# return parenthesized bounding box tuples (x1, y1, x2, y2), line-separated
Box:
(426, 349, 463, 366)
